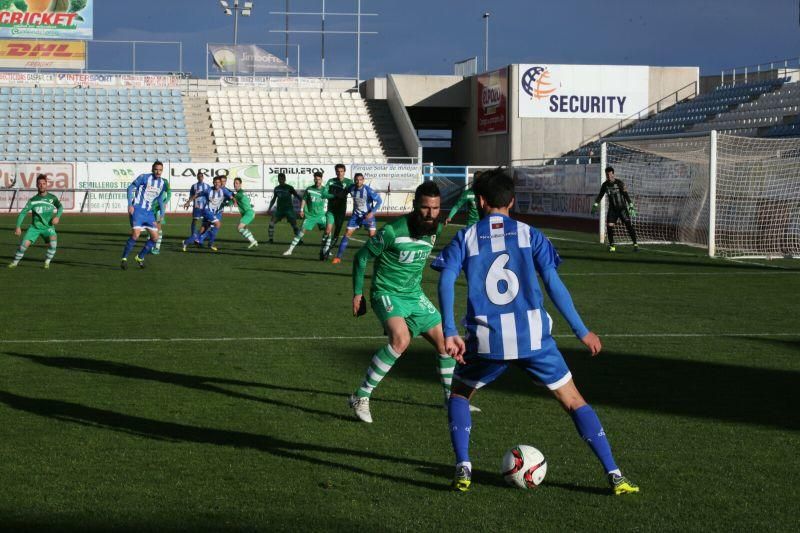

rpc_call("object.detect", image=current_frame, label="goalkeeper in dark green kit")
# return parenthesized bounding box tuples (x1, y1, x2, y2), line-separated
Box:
(591, 166, 638, 252)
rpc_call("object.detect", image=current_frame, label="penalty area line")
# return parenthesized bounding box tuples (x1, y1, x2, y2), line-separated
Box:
(0, 332, 799, 345)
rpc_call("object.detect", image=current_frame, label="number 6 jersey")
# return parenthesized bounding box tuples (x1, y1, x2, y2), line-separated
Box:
(432, 214, 569, 360)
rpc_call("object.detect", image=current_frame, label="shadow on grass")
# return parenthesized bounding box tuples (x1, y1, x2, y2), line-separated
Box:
(558, 250, 800, 271)
(358, 343, 800, 432)
(0, 388, 448, 491)
(2, 351, 441, 412)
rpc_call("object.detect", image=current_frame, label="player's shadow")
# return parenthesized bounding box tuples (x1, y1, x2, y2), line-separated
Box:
(2, 351, 357, 423)
(509, 346, 800, 432)
(235, 266, 352, 278)
(2, 351, 438, 412)
(0, 388, 448, 491)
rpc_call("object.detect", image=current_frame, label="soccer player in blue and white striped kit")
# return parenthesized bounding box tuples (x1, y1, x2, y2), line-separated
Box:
(332, 173, 383, 264)
(182, 175, 233, 252)
(433, 168, 639, 495)
(120, 161, 167, 269)
(188, 171, 211, 237)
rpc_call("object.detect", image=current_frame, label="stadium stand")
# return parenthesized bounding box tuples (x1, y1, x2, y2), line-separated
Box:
(0, 87, 191, 163)
(568, 78, 797, 158)
(205, 89, 404, 163)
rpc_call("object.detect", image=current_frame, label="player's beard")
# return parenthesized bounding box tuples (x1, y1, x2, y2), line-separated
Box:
(408, 209, 439, 239)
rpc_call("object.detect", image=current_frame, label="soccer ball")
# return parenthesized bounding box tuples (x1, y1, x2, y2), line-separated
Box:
(502, 445, 547, 489)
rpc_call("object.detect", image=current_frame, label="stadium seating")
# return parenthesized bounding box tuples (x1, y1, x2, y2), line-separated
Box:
(207, 89, 392, 163)
(0, 87, 191, 163)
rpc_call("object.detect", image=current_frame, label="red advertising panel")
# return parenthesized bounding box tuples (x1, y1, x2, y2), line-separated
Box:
(477, 67, 508, 135)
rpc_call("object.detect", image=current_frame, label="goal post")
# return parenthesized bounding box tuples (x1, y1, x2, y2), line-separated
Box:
(599, 131, 800, 259)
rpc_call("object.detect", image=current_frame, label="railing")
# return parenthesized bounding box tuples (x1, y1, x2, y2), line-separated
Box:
(720, 57, 800, 85)
(578, 80, 698, 147)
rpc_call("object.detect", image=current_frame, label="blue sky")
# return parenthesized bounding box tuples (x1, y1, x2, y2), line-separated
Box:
(90, 0, 800, 79)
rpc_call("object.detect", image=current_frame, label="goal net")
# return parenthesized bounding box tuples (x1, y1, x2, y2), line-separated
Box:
(602, 132, 800, 258)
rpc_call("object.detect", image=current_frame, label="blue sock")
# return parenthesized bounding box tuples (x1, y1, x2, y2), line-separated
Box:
(138, 239, 155, 259)
(571, 404, 618, 474)
(207, 226, 219, 245)
(198, 228, 210, 244)
(122, 237, 136, 259)
(448, 396, 472, 464)
(183, 232, 198, 246)
(336, 236, 350, 259)
(190, 218, 198, 235)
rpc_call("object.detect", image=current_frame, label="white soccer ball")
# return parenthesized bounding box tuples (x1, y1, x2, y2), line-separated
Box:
(502, 445, 547, 489)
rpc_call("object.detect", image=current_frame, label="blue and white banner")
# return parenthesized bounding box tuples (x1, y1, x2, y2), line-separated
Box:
(518, 64, 649, 119)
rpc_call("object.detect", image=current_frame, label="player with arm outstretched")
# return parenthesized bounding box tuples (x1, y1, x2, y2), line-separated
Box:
(232, 177, 258, 249)
(332, 172, 383, 264)
(319, 163, 353, 260)
(181, 175, 232, 252)
(444, 170, 482, 228)
(284, 171, 326, 256)
(120, 161, 167, 269)
(268, 173, 302, 244)
(8, 174, 62, 269)
(348, 181, 479, 424)
(591, 166, 638, 252)
(434, 168, 638, 495)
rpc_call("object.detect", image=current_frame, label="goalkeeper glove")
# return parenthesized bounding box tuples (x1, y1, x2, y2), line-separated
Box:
(628, 203, 637, 218)
(590, 202, 599, 214)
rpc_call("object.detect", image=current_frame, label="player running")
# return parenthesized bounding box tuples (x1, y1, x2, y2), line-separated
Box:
(319, 163, 353, 260)
(444, 170, 481, 228)
(267, 173, 302, 244)
(188, 171, 211, 238)
(232, 177, 258, 249)
(8, 174, 62, 269)
(182, 175, 233, 252)
(348, 181, 479, 424)
(151, 174, 171, 255)
(284, 171, 326, 256)
(332, 172, 382, 264)
(591, 166, 639, 252)
(120, 161, 167, 269)
(434, 168, 639, 495)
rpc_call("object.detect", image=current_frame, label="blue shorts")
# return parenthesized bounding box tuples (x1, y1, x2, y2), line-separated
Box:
(192, 207, 205, 219)
(130, 207, 157, 230)
(454, 338, 572, 391)
(347, 212, 377, 231)
(202, 209, 221, 224)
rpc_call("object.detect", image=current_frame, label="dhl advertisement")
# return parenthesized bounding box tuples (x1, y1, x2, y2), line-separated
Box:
(0, 0, 93, 40)
(0, 39, 85, 69)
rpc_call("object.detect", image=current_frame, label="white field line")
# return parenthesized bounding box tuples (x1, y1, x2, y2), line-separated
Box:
(0, 332, 797, 345)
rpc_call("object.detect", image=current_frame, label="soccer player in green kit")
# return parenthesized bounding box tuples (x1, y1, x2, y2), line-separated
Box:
(267, 172, 302, 244)
(151, 175, 171, 255)
(348, 181, 479, 423)
(233, 177, 258, 249)
(320, 163, 353, 260)
(444, 170, 481, 228)
(284, 171, 326, 256)
(8, 174, 62, 269)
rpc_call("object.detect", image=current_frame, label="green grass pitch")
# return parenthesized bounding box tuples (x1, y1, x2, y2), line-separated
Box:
(1, 213, 798, 531)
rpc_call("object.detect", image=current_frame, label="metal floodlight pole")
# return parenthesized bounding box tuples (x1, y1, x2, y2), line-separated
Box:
(321, 0, 326, 78)
(285, 0, 290, 66)
(483, 12, 490, 72)
(234, 4, 239, 45)
(357, 0, 361, 83)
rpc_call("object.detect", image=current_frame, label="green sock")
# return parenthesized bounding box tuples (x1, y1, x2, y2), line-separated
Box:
(239, 227, 255, 243)
(45, 240, 57, 263)
(357, 345, 401, 398)
(289, 231, 304, 249)
(12, 242, 28, 264)
(437, 354, 456, 399)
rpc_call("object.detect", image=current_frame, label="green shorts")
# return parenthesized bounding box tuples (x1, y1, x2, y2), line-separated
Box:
(240, 210, 255, 226)
(302, 215, 326, 232)
(153, 209, 166, 225)
(371, 292, 442, 338)
(325, 210, 346, 227)
(273, 207, 297, 223)
(22, 226, 57, 244)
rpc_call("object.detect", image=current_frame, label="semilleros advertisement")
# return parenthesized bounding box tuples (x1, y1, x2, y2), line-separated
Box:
(0, 0, 93, 40)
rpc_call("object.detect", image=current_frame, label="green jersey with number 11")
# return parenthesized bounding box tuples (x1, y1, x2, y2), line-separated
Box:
(353, 215, 441, 297)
